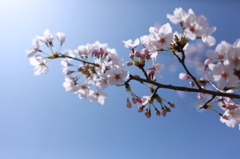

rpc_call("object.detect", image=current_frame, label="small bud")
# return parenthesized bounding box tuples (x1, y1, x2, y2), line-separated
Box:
(204, 59, 211, 70)
(134, 74, 140, 78)
(137, 97, 142, 103)
(132, 97, 137, 104)
(222, 103, 238, 110)
(168, 102, 176, 108)
(138, 106, 144, 112)
(134, 50, 141, 57)
(189, 81, 195, 87)
(197, 93, 203, 100)
(162, 110, 167, 117)
(144, 108, 151, 118)
(141, 48, 149, 56)
(146, 55, 151, 60)
(165, 107, 171, 112)
(126, 61, 133, 66)
(129, 53, 134, 59)
(179, 73, 189, 80)
(126, 98, 132, 108)
(155, 108, 161, 116)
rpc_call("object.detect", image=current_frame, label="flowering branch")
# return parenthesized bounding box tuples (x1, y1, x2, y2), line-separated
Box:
(26, 8, 240, 130)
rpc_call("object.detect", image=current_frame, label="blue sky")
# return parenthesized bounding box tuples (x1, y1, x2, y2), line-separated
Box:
(1, 0, 240, 159)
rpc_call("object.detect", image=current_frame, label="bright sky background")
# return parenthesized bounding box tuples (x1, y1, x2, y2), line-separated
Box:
(1, 0, 240, 159)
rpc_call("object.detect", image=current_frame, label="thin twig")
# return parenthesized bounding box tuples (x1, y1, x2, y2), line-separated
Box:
(173, 51, 202, 90)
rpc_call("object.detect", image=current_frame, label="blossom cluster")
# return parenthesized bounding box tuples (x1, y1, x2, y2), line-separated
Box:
(203, 40, 240, 129)
(26, 30, 129, 105)
(26, 8, 240, 130)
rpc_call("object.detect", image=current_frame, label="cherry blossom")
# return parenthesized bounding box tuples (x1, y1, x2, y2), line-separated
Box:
(29, 55, 48, 75)
(220, 107, 240, 128)
(63, 76, 78, 92)
(167, 7, 187, 25)
(207, 41, 231, 62)
(26, 39, 40, 57)
(89, 90, 107, 105)
(105, 66, 129, 85)
(56, 32, 66, 45)
(207, 63, 238, 88)
(148, 23, 173, 51)
(123, 38, 140, 50)
(36, 29, 54, 45)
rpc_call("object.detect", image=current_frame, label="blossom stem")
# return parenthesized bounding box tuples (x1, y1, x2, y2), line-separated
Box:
(58, 54, 99, 67)
(140, 67, 150, 80)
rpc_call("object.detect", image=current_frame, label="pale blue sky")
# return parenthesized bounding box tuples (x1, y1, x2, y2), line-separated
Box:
(0, 0, 240, 159)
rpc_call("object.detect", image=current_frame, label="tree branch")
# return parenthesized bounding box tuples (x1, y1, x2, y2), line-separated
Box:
(129, 75, 240, 99)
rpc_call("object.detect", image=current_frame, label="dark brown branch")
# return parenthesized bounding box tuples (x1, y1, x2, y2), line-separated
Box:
(129, 75, 240, 99)
(173, 51, 202, 90)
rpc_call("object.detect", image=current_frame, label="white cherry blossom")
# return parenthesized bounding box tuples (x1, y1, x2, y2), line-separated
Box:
(89, 90, 107, 105)
(63, 76, 78, 92)
(220, 107, 240, 128)
(105, 66, 129, 85)
(167, 7, 187, 25)
(207, 41, 231, 62)
(26, 39, 40, 57)
(36, 29, 54, 45)
(56, 32, 66, 45)
(78, 84, 90, 99)
(149, 23, 173, 50)
(207, 63, 238, 88)
(123, 38, 140, 50)
(29, 55, 48, 75)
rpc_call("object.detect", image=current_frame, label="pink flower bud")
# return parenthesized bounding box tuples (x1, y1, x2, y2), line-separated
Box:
(141, 48, 150, 56)
(222, 103, 238, 110)
(134, 74, 140, 78)
(134, 51, 141, 57)
(189, 81, 195, 87)
(162, 110, 167, 117)
(132, 97, 137, 104)
(140, 54, 146, 60)
(144, 108, 151, 118)
(204, 58, 211, 70)
(129, 53, 134, 59)
(138, 106, 144, 113)
(137, 97, 142, 103)
(147, 69, 155, 76)
(168, 102, 176, 108)
(126, 98, 132, 108)
(197, 93, 203, 100)
(126, 61, 133, 66)
(155, 108, 161, 116)
(146, 55, 151, 60)
(179, 73, 189, 80)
